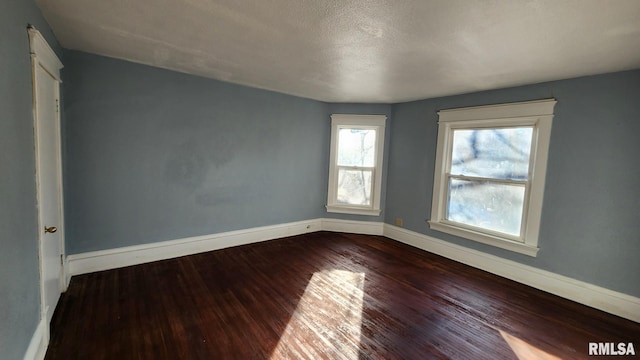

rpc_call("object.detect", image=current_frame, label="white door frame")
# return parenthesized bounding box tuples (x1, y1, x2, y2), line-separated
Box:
(28, 26, 66, 339)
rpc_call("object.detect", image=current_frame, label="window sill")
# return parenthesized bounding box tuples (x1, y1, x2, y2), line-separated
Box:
(326, 205, 381, 216)
(427, 221, 539, 257)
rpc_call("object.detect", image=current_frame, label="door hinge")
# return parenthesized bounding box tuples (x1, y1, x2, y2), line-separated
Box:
(60, 254, 63, 266)
(56, 99, 59, 113)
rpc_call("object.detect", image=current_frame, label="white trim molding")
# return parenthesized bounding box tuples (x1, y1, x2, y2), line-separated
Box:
(67, 218, 384, 277)
(321, 218, 384, 235)
(23, 319, 47, 360)
(429, 99, 556, 256)
(64, 219, 639, 323)
(326, 114, 387, 216)
(28, 26, 63, 81)
(383, 224, 640, 323)
(68, 219, 323, 276)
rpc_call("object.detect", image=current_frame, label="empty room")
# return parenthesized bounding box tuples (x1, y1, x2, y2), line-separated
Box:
(3, 0, 640, 359)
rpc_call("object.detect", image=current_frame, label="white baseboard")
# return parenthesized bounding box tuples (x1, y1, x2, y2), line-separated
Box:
(67, 219, 323, 276)
(321, 218, 384, 235)
(67, 218, 384, 277)
(383, 224, 640, 323)
(23, 319, 47, 360)
(64, 218, 640, 323)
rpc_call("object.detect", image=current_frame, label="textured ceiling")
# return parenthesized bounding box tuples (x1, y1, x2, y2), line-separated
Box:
(37, 0, 640, 103)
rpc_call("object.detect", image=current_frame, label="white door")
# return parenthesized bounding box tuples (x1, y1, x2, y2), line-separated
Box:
(29, 27, 65, 333)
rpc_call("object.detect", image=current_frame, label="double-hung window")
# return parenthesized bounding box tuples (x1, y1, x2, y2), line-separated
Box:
(326, 114, 386, 216)
(429, 99, 556, 256)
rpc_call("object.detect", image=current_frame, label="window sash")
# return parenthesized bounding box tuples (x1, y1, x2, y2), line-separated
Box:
(446, 173, 529, 185)
(336, 126, 378, 168)
(338, 165, 375, 172)
(444, 174, 530, 241)
(443, 126, 535, 240)
(442, 147, 533, 241)
(335, 166, 375, 209)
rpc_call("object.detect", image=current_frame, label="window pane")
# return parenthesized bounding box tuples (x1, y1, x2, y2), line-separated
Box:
(450, 128, 533, 180)
(337, 168, 372, 206)
(337, 128, 376, 167)
(447, 178, 525, 236)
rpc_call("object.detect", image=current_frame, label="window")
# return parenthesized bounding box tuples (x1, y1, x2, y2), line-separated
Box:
(429, 99, 556, 256)
(326, 114, 386, 216)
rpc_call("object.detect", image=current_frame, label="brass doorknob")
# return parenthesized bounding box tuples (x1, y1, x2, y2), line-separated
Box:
(44, 226, 57, 234)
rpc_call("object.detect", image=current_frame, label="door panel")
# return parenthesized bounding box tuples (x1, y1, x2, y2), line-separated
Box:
(30, 27, 65, 335)
(35, 63, 63, 327)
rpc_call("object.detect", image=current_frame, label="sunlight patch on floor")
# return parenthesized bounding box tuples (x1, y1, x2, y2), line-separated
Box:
(270, 270, 365, 359)
(500, 330, 561, 360)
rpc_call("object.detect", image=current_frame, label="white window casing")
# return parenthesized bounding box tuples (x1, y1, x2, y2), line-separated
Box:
(428, 99, 556, 256)
(327, 114, 387, 216)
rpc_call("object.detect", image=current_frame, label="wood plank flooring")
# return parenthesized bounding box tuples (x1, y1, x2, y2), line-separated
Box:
(46, 232, 640, 359)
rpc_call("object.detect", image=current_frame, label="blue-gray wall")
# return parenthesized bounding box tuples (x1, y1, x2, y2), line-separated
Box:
(63, 51, 333, 254)
(0, 0, 61, 358)
(63, 49, 640, 299)
(385, 70, 640, 297)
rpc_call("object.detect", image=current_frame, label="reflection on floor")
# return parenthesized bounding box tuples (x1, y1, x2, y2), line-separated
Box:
(271, 270, 365, 359)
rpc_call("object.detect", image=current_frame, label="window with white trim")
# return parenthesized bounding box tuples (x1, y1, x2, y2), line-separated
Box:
(326, 114, 386, 216)
(428, 99, 556, 256)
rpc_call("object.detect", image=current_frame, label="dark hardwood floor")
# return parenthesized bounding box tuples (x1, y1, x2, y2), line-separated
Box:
(46, 232, 639, 359)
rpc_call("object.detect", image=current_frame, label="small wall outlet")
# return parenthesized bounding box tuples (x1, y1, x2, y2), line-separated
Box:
(395, 218, 403, 227)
